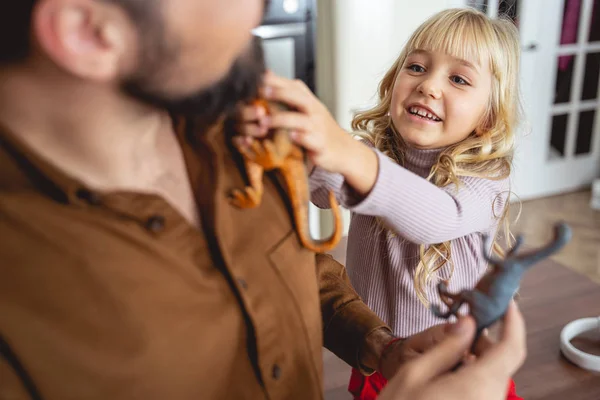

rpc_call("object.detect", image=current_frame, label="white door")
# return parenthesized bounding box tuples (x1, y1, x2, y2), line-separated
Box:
(469, 0, 600, 200)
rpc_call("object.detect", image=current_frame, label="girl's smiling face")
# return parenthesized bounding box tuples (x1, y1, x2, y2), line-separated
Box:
(390, 49, 493, 149)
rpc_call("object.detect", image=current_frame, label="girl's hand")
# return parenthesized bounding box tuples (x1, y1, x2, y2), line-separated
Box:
(237, 71, 356, 174)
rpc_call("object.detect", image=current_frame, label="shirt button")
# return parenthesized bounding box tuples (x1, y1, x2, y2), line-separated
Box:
(272, 364, 282, 380)
(237, 278, 248, 290)
(145, 215, 166, 233)
(75, 189, 102, 205)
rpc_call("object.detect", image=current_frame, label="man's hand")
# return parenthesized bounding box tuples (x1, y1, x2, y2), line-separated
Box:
(378, 317, 473, 379)
(361, 313, 490, 379)
(378, 301, 526, 400)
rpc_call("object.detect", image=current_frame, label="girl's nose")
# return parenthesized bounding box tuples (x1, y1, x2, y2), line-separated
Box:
(417, 78, 442, 99)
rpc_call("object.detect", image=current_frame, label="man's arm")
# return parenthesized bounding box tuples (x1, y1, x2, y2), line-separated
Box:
(316, 253, 397, 373)
(316, 253, 486, 380)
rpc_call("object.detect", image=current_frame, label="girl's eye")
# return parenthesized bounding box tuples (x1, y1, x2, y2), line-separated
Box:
(408, 64, 425, 73)
(451, 75, 469, 85)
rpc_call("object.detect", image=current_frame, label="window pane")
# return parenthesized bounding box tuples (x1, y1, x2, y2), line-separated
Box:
(555, 55, 577, 104)
(560, 0, 582, 45)
(550, 114, 569, 159)
(582, 52, 600, 100)
(575, 110, 595, 155)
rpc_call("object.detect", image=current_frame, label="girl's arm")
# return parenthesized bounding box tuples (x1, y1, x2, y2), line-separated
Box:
(308, 167, 344, 209)
(338, 148, 510, 245)
(308, 138, 377, 209)
(234, 74, 508, 241)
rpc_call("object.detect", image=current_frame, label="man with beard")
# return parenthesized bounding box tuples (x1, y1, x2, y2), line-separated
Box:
(0, 1, 526, 399)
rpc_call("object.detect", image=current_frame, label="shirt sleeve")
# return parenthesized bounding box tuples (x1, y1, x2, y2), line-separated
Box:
(0, 355, 35, 400)
(316, 252, 391, 371)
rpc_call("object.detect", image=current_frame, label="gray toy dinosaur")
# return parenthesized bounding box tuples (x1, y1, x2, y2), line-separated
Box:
(431, 222, 572, 357)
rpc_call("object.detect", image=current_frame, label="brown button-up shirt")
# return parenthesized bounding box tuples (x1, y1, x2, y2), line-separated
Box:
(0, 117, 387, 400)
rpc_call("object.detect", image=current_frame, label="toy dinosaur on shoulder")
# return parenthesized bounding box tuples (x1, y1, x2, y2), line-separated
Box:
(226, 35, 342, 253)
(431, 222, 572, 355)
(229, 97, 343, 253)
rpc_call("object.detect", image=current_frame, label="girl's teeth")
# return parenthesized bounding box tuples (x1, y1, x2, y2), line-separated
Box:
(409, 107, 439, 121)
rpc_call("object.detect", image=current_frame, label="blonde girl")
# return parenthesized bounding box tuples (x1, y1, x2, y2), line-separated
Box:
(240, 7, 523, 400)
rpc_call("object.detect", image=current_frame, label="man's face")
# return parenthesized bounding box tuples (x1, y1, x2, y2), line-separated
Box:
(121, 0, 266, 118)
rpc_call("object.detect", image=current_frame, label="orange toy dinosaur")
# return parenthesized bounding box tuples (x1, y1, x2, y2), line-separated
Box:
(230, 98, 343, 253)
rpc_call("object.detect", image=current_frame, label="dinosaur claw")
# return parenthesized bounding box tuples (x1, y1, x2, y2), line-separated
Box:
(250, 140, 264, 156)
(229, 187, 260, 209)
(236, 143, 253, 160)
(430, 304, 443, 318)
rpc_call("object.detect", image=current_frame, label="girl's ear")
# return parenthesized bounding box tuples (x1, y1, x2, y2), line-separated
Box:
(475, 105, 494, 136)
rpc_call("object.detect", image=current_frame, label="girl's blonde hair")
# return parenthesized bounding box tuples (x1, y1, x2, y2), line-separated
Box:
(352, 8, 523, 306)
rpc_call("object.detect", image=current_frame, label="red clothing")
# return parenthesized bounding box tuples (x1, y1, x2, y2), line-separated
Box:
(348, 368, 523, 400)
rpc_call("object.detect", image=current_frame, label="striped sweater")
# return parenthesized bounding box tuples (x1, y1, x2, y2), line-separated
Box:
(309, 141, 509, 337)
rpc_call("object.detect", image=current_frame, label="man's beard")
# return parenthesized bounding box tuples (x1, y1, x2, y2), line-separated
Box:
(121, 36, 267, 128)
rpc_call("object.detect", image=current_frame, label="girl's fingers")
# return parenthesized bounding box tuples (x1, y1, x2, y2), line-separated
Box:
(268, 112, 312, 132)
(263, 74, 314, 113)
(289, 129, 324, 153)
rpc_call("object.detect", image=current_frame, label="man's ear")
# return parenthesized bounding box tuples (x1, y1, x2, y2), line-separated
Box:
(32, 0, 134, 81)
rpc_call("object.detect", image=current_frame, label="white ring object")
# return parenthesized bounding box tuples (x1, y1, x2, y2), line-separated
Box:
(559, 316, 600, 372)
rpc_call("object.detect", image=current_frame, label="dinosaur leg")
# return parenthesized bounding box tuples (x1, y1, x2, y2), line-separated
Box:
(438, 281, 459, 302)
(235, 134, 288, 170)
(437, 281, 461, 308)
(230, 161, 264, 209)
(230, 135, 289, 209)
(431, 298, 465, 319)
(469, 328, 486, 354)
(431, 283, 471, 319)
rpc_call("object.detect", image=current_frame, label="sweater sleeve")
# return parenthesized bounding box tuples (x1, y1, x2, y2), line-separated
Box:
(341, 150, 510, 245)
(308, 139, 374, 209)
(308, 167, 345, 209)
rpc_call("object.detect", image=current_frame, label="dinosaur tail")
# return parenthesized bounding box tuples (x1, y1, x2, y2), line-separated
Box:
(297, 190, 343, 253)
(281, 161, 343, 253)
(521, 222, 573, 266)
(470, 328, 485, 354)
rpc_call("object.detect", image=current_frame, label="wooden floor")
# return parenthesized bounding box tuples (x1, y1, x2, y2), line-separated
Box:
(323, 189, 600, 399)
(512, 259, 600, 400)
(510, 189, 600, 283)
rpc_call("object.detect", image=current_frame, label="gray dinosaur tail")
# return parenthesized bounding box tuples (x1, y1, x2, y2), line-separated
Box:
(521, 222, 572, 266)
(481, 222, 572, 268)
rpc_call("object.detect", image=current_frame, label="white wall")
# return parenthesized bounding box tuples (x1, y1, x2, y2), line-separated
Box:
(315, 0, 458, 237)
(329, 0, 460, 130)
